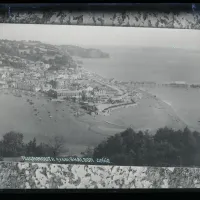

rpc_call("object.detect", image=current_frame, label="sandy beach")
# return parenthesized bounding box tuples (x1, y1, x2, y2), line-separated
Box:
(77, 91, 187, 136)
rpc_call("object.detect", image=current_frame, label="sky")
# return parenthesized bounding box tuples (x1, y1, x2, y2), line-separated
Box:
(1, 23, 200, 49)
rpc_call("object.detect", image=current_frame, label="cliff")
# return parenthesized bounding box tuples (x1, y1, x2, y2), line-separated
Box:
(0, 161, 200, 188)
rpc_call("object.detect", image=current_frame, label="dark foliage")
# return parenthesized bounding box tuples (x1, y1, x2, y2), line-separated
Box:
(46, 89, 57, 99)
(2, 127, 200, 168)
(0, 131, 25, 157)
(48, 80, 57, 89)
(0, 132, 65, 158)
(190, 84, 200, 88)
(92, 127, 200, 167)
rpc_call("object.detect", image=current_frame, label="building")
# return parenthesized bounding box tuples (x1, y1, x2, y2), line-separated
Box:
(0, 81, 8, 89)
(56, 79, 67, 89)
(169, 81, 188, 88)
(85, 86, 93, 92)
(14, 82, 35, 92)
(105, 88, 117, 95)
(38, 47, 48, 53)
(19, 49, 30, 55)
(1, 71, 10, 80)
(111, 96, 124, 102)
(57, 74, 68, 79)
(35, 61, 44, 68)
(45, 72, 57, 81)
(56, 89, 82, 99)
(94, 89, 106, 96)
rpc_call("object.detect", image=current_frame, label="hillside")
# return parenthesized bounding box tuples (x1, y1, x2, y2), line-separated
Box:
(0, 40, 110, 71)
(0, 40, 77, 71)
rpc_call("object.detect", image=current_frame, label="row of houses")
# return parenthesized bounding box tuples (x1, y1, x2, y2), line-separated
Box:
(56, 86, 107, 100)
(162, 81, 189, 88)
(56, 89, 82, 99)
(12, 82, 35, 92)
(11, 81, 53, 92)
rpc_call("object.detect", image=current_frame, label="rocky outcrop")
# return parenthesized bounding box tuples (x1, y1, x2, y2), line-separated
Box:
(61, 45, 109, 59)
(1, 161, 200, 188)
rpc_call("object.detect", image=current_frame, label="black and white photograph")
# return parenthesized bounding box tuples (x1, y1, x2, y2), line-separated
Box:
(0, 23, 200, 167)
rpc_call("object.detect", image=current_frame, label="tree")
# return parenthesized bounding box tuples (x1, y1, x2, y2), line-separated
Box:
(47, 89, 57, 99)
(92, 127, 200, 167)
(0, 141, 3, 157)
(1, 131, 25, 157)
(34, 142, 54, 157)
(48, 135, 67, 157)
(30, 48, 34, 55)
(107, 98, 113, 104)
(48, 80, 57, 89)
(35, 48, 40, 54)
(81, 90, 87, 101)
(25, 137, 37, 156)
(81, 146, 94, 157)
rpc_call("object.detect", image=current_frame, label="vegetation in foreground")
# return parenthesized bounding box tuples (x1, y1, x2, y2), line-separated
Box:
(0, 132, 66, 158)
(1, 127, 200, 167)
(92, 127, 200, 167)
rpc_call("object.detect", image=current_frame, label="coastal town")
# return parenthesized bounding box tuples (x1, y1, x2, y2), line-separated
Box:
(0, 39, 200, 120)
(0, 37, 200, 161)
(0, 39, 144, 118)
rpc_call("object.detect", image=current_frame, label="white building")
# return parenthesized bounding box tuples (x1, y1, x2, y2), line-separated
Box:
(85, 86, 93, 92)
(57, 74, 69, 79)
(1, 72, 10, 80)
(94, 89, 106, 96)
(174, 81, 186, 84)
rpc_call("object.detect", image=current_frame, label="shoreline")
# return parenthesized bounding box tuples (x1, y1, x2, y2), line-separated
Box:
(1, 71, 199, 155)
(1, 78, 195, 130)
(1, 85, 192, 135)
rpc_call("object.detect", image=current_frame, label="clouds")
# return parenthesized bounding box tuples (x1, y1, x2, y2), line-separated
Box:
(1, 23, 200, 49)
